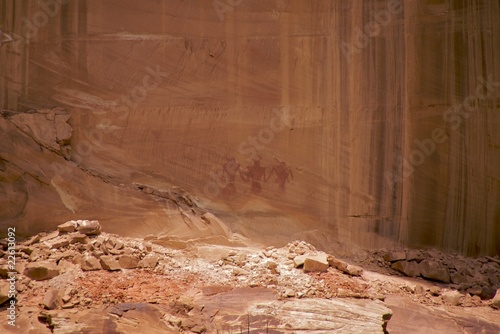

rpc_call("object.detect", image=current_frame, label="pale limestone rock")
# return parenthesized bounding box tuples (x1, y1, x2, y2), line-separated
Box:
(80, 256, 102, 271)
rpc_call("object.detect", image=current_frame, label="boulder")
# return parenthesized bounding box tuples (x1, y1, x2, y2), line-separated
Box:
(383, 251, 406, 262)
(303, 254, 329, 272)
(419, 259, 450, 283)
(491, 289, 500, 309)
(57, 221, 77, 233)
(24, 262, 60, 280)
(76, 220, 102, 235)
(118, 254, 139, 269)
(43, 288, 62, 310)
(391, 261, 420, 277)
(100, 255, 121, 271)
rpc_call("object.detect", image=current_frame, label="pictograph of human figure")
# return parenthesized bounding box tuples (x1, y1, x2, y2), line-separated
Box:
(220, 157, 243, 197)
(244, 156, 266, 194)
(268, 159, 293, 193)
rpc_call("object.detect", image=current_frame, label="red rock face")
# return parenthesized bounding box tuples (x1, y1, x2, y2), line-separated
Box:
(0, 1, 499, 256)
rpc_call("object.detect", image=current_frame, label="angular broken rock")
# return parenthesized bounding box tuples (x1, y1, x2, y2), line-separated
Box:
(118, 254, 139, 269)
(80, 256, 102, 271)
(24, 262, 60, 281)
(76, 220, 102, 235)
(43, 288, 62, 310)
(391, 261, 420, 277)
(100, 255, 121, 271)
(383, 250, 406, 262)
(419, 259, 450, 283)
(57, 221, 77, 233)
(303, 254, 329, 272)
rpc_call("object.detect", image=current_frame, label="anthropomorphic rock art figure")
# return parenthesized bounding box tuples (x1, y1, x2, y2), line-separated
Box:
(268, 159, 293, 193)
(244, 156, 266, 194)
(220, 157, 243, 197)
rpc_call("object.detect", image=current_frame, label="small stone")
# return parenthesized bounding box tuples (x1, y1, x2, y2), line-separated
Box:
(429, 286, 441, 296)
(57, 221, 77, 233)
(391, 261, 420, 277)
(24, 262, 60, 281)
(285, 289, 295, 297)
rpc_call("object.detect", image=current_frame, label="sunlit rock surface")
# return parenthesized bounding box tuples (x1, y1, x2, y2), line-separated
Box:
(1, 0, 499, 256)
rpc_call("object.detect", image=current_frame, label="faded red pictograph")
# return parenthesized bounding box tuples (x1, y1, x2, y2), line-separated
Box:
(216, 156, 293, 197)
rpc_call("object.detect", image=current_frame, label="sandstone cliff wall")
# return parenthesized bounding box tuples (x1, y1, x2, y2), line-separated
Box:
(1, 0, 499, 255)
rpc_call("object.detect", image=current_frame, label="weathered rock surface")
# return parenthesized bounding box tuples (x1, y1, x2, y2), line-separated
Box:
(248, 298, 392, 333)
